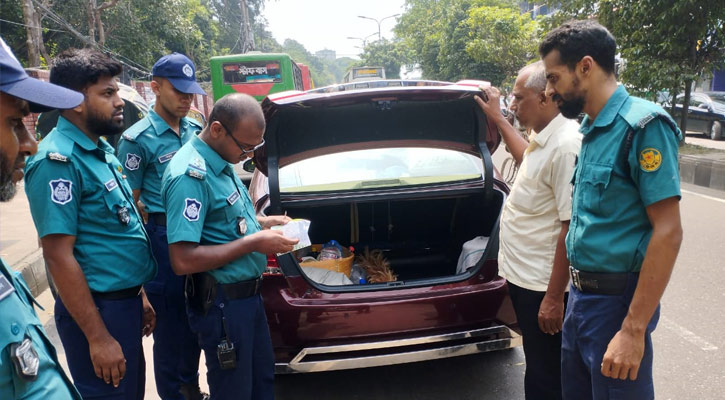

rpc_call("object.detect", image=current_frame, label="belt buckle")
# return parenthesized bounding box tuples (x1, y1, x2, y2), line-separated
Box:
(570, 266, 582, 291)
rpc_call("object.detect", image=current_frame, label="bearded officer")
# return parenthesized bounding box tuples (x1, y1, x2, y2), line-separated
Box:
(0, 36, 83, 400)
(117, 53, 206, 400)
(161, 93, 296, 400)
(24, 48, 157, 400)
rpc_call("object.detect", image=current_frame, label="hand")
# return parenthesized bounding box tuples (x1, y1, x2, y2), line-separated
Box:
(140, 289, 155, 336)
(474, 86, 504, 121)
(258, 214, 292, 229)
(537, 293, 565, 335)
(136, 199, 148, 224)
(89, 335, 126, 387)
(249, 229, 299, 254)
(601, 329, 645, 380)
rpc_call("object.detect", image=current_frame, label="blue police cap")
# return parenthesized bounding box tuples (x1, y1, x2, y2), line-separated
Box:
(0, 37, 83, 112)
(152, 53, 206, 95)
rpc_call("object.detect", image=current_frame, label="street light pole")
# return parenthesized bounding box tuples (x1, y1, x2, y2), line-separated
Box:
(357, 13, 400, 41)
(347, 32, 379, 49)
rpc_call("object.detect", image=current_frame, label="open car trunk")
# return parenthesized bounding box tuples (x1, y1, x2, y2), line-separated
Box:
(271, 185, 504, 289)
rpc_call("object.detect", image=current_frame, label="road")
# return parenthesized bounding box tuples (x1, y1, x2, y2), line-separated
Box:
(24, 141, 725, 399)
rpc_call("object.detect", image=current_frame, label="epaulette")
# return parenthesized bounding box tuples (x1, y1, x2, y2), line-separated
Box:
(185, 156, 207, 180)
(620, 97, 679, 134)
(47, 152, 69, 162)
(120, 117, 152, 142)
(39, 130, 74, 163)
(185, 116, 203, 130)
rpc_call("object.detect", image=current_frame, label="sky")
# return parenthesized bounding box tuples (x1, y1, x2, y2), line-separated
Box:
(263, 0, 407, 59)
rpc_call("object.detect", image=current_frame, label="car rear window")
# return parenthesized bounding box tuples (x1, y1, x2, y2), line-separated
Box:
(279, 147, 483, 192)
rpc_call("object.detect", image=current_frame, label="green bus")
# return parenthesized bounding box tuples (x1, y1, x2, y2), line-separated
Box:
(210, 52, 305, 102)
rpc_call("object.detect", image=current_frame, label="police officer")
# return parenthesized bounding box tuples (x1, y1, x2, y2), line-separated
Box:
(24, 48, 157, 400)
(161, 93, 297, 400)
(117, 53, 206, 400)
(0, 36, 84, 400)
(540, 20, 683, 399)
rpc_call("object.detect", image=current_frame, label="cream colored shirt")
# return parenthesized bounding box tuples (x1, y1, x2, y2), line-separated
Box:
(498, 113, 582, 291)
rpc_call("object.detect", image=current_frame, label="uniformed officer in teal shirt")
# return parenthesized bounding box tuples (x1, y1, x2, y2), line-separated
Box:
(0, 36, 83, 400)
(116, 53, 206, 400)
(541, 20, 683, 399)
(162, 93, 297, 400)
(24, 48, 157, 400)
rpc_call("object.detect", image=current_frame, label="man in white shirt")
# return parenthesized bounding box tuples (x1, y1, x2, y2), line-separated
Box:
(475, 61, 581, 400)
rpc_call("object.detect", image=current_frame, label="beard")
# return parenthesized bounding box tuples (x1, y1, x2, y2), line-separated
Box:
(86, 106, 124, 137)
(553, 77, 585, 119)
(0, 152, 17, 202)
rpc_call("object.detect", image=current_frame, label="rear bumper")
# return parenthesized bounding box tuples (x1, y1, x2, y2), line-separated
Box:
(274, 323, 521, 374)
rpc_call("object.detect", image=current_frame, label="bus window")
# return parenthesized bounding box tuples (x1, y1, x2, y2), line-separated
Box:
(343, 66, 386, 83)
(211, 53, 304, 102)
(222, 61, 282, 84)
(292, 61, 304, 91)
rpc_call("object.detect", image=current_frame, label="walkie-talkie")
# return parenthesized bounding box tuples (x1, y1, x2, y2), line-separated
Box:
(217, 315, 237, 370)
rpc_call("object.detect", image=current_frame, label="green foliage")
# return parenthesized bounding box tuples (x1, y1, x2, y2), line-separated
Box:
(358, 39, 410, 79)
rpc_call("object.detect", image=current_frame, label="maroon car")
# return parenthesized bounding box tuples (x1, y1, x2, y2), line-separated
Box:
(249, 80, 521, 374)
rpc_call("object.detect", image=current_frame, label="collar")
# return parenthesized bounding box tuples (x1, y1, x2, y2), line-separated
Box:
(530, 113, 571, 148)
(55, 116, 111, 153)
(148, 108, 187, 137)
(579, 85, 629, 136)
(190, 135, 229, 176)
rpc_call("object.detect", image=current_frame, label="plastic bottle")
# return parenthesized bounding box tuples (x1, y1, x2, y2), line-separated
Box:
(318, 240, 342, 261)
(350, 264, 367, 284)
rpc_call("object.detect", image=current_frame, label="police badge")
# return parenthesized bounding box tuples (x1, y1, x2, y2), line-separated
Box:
(10, 338, 39, 381)
(49, 179, 73, 205)
(117, 205, 131, 225)
(237, 217, 247, 235)
(125, 153, 141, 171)
(183, 198, 202, 222)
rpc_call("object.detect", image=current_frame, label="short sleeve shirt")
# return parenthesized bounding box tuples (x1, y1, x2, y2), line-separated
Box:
(0, 258, 81, 399)
(24, 117, 156, 292)
(116, 109, 200, 214)
(566, 85, 682, 273)
(162, 135, 265, 283)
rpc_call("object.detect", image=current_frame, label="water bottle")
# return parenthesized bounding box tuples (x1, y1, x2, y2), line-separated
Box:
(350, 264, 367, 284)
(318, 240, 342, 261)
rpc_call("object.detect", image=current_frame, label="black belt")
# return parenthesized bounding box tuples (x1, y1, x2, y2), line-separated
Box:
(220, 277, 263, 300)
(569, 267, 630, 295)
(186, 273, 262, 315)
(149, 213, 166, 226)
(92, 285, 142, 300)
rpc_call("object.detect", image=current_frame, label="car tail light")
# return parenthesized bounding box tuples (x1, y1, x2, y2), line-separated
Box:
(264, 254, 282, 275)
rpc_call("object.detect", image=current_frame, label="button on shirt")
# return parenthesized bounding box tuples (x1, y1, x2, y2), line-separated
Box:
(116, 109, 201, 214)
(0, 259, 81, 399)
(566, 86, 682, 273)
(24, 117, 157, 292)
(162, 135, 265, 284)
(498, 113, 582, 291)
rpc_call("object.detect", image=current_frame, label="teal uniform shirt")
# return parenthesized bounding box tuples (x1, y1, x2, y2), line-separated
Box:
(566, 85, 682, 273)
(0, 259, 81, 399)
(162, 135, 265, 283)
(116, 109, 202, 213)
(24, 117, 157, 292)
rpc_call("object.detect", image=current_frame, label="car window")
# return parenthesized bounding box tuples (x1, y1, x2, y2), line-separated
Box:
(708, 93, 725, 104)
(690, 96, 705, 108)
(279, 147, 484, 192)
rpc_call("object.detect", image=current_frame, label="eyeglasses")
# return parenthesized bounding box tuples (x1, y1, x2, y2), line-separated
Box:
(216, 120, 265, 158)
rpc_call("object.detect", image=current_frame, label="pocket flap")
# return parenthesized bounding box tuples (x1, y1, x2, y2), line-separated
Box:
(584, 164, 612, 187)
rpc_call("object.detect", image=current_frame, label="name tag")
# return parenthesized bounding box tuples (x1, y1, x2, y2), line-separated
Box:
(226, 191, 240, 206)
(104, 179, 118, 192)
(158, 151, 177, 164)
(0, 275, 15, 301)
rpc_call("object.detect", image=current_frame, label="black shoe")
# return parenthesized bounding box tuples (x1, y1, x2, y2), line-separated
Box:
(179, 382, 209, 400)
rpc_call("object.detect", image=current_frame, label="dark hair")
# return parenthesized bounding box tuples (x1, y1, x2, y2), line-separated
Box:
(539, 20, 616, 75)
(50, 48, 122, 91)
(208, 93, 265, 132)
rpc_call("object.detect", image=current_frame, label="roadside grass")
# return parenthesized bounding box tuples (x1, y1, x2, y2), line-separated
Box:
(680, 141, 725, 155)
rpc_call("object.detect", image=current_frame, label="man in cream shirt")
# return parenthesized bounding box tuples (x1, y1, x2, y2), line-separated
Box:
(475, 61, 581, 400)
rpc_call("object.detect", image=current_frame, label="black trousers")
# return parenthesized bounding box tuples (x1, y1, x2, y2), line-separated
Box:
(508, 281, 568, 400)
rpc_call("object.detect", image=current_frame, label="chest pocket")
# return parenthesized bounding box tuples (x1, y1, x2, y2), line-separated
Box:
(579, 164, 613, 216)
(0, 273, 43, 351)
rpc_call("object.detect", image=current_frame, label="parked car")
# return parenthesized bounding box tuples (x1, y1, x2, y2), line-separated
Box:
(248, 80, 521, 374)
(667, 91, 725, 140)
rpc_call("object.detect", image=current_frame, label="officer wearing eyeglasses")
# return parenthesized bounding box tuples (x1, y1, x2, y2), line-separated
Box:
(116, 53, 206, 400)
(161, 93, 296, 400)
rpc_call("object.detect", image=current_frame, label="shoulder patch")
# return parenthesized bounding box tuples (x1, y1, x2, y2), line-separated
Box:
(49, 179, 73, 204)
(125, 153, 142, 170)
(183, 198, 202, 221)
(47, 152, 69, 162)
(639, 148, 662, 172)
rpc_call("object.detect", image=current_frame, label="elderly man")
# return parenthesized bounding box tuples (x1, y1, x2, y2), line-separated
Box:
(0, 36, 83, 400)
(540, 20, 682, 399)
(476, 61, 581, 400)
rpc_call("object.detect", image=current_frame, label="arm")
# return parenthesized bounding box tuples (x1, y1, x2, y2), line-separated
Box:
(131, 189, 148, 224)
(601, 196, 682, 380)
(42, 234, 126, 388)
(538, 220, 570, 335)
(169, 230, 299, 275)
(474, 87, 528, 164)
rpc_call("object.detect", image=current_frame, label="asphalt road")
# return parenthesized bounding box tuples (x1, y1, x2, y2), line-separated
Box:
(33, 146, 724, 399)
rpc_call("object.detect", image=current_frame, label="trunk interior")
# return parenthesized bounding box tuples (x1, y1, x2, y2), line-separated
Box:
(275, 188, 504, 285)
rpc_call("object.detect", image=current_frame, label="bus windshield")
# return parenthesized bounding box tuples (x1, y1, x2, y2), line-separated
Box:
(343, 66, 386, 83)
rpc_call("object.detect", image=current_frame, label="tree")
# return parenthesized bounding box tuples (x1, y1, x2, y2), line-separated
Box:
(358, 39, 410, 79)
(550, 0, 725, 135)
(21, 0, 51, 66)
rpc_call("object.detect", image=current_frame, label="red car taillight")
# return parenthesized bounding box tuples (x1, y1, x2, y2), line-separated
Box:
(264, 254, 282, 275)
